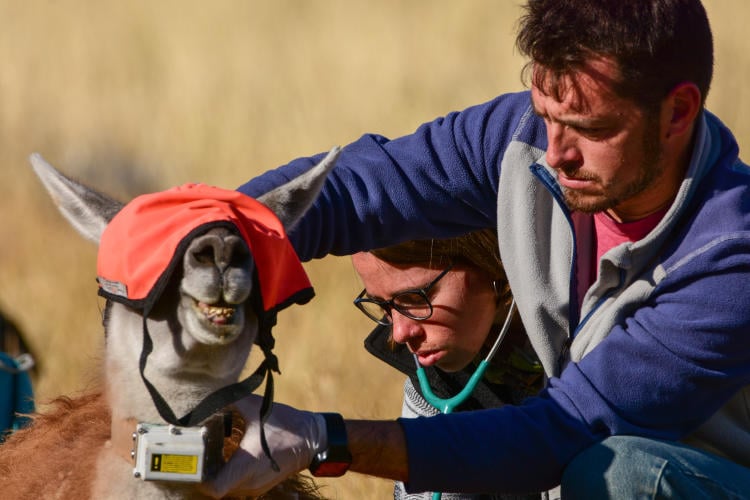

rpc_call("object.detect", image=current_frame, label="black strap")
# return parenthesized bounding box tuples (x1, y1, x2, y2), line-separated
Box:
(258, 344, 280, 472)
(138, 315, 280, 468)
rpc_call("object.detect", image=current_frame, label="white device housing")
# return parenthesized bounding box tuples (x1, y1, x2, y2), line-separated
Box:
(133, 423, 209, 482)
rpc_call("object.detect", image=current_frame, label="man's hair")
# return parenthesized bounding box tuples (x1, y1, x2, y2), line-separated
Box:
(516, 0, 714, 111)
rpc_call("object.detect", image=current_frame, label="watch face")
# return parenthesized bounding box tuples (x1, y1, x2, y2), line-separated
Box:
(309, 458, 351, 477)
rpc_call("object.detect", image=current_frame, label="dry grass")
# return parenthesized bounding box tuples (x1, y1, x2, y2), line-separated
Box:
(0, 1, 748, 498)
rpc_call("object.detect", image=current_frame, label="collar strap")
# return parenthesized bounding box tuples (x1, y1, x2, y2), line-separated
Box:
(111, 416, 139, 464)
(138, 314, 281, 470)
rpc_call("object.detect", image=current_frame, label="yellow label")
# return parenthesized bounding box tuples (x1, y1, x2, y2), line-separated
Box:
(150, 453, 198, 474)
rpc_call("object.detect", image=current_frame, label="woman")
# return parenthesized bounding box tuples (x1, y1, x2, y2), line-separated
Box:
(351, 229, 543, 500)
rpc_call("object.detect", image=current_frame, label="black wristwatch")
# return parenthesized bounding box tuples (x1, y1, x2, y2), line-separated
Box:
(309, 412, 352, 477)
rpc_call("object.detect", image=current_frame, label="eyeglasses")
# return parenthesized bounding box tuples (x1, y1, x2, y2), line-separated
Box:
(353, 264, 454, 326)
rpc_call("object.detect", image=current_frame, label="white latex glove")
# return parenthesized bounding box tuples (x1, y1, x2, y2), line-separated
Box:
(201, 394, 327, 498)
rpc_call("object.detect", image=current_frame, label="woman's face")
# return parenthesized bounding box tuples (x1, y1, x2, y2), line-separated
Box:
(352, 252, 498, 372)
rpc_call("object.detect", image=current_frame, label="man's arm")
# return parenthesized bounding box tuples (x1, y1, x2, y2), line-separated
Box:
(347, 419, 409, 482)
(237, 92, 534, 260)
(202, 401, 410, 498)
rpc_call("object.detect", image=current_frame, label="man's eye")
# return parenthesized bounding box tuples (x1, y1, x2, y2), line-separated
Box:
(575, 125, 610, 139)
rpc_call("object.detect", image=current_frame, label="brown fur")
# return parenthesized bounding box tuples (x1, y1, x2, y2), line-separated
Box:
(0, 392, 323, 499)
(0, 393, 109, 498)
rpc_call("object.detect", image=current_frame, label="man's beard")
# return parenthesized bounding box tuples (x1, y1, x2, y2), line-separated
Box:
(563, 115, 664, 214)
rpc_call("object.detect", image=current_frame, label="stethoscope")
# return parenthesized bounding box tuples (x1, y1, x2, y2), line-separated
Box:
(412, 298, 517, 500)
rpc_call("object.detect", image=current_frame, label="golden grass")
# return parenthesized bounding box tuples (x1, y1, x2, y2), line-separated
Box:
(1, 1, 748, 497)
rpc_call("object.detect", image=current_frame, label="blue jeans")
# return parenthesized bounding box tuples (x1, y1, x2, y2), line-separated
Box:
(561, 436, 750, 499)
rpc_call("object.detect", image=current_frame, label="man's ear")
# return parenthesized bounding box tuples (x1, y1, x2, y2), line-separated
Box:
(664, 82, 702, 138)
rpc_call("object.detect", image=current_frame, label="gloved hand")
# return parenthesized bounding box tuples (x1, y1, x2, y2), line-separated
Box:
(200, 394, 327, 498)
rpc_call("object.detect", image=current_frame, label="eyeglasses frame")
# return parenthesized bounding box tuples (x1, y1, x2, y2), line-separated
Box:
(353, 263, 455, 326)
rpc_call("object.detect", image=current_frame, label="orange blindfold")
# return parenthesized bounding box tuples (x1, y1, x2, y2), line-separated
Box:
(96, 183, 313, 315)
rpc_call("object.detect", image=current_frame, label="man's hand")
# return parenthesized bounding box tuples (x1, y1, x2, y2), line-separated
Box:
(201, 394, 326, 498)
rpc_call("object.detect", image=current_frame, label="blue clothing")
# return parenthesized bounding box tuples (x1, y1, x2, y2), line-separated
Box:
(238, 91, 750, 494)
(562, 436, 750, 499)
(0, 352, 34, 441)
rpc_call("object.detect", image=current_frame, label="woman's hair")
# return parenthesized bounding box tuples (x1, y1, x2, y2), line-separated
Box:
(369, 228, 511, 304)
(516, 0, 713, 112)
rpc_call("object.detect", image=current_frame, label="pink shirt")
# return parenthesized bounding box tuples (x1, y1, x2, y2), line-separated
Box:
(577, 207, 669, 310)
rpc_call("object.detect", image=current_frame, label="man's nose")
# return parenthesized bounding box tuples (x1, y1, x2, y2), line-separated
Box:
(545, 122, 581, 169)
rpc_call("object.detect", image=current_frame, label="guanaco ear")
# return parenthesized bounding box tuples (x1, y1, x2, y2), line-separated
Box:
(29, 153, 125, 244)
(664, 82, 702, 138)
(256, 146, 340, 231)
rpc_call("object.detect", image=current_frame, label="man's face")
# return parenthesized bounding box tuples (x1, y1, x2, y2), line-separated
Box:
(531, 57, 669, 221)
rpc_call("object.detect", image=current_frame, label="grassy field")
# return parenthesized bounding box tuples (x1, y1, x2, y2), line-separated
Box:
(0, 1, 748, 497)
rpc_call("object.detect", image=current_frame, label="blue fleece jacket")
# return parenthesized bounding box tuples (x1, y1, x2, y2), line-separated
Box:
(238, 91, 750, 494)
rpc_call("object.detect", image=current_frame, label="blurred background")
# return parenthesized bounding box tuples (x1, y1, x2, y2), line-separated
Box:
(0, 1, 747, 497)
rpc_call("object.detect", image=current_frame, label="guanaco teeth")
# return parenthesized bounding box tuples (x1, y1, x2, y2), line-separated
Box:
(196, 301, 236, 322)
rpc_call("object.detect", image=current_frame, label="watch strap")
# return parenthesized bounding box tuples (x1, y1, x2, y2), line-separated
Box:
(309, 412, 352, 477)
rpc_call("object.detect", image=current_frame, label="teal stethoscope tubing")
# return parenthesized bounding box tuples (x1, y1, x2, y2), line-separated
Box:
(413, 298, 517, 500)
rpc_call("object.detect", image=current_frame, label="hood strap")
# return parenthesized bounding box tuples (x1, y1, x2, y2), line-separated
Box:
(138, 314, 281, 470)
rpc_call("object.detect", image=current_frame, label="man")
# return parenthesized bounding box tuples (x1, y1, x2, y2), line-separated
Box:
(205, 0, 750, 497)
